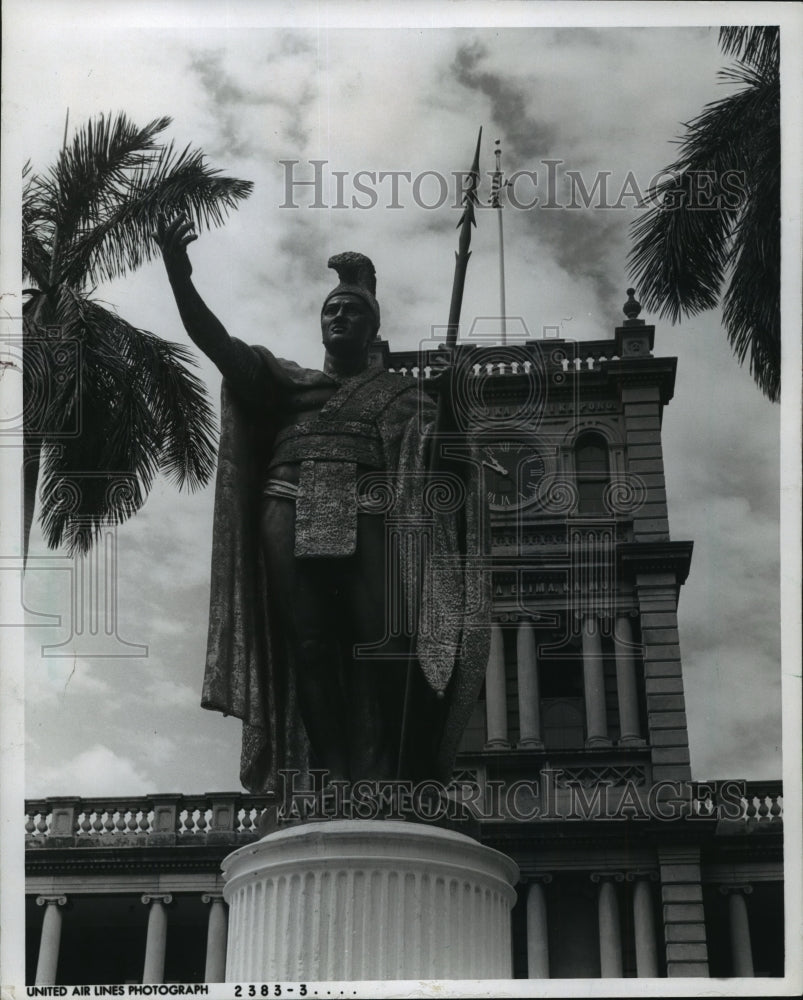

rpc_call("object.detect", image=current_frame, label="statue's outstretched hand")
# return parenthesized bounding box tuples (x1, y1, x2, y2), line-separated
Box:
(154, 213, 197, 283)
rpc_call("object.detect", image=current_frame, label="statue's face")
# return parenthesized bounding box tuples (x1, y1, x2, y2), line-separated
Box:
(321, 294, 376, 358)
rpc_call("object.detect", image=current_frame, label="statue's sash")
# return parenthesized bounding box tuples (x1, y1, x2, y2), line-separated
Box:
(291, 367, 415, 557)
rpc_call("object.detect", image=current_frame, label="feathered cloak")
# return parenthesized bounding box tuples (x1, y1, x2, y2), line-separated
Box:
(201, 354, 490, 794)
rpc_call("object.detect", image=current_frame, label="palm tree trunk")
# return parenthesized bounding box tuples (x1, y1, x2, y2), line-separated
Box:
(23, 435, 40, 567)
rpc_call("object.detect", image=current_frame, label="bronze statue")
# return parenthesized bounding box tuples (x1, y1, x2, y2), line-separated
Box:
(156, 215, 489, 796)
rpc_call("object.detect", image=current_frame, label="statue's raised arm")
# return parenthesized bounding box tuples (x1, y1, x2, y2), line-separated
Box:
(154, 213, 278, 411)
(155, 213, 230, 358)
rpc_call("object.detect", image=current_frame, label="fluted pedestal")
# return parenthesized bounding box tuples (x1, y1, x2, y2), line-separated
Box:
(222, 820, 519, 981)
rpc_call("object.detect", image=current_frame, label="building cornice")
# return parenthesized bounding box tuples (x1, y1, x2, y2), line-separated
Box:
(617, 540, 694, 586)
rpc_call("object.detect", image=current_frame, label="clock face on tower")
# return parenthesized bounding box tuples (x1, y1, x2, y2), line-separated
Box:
(482, 442, 546, 510)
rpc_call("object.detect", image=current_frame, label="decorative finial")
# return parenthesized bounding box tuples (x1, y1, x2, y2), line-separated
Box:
(623, 287, 643, 324)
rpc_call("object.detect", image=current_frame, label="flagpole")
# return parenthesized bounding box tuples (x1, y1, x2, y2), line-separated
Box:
(492, 140, 507, 346)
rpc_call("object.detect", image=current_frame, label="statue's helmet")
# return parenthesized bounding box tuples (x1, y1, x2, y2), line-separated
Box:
(322, 252, 381, 335)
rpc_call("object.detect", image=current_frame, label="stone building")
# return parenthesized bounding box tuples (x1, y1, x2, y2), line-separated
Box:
(25, 298, 784, 983)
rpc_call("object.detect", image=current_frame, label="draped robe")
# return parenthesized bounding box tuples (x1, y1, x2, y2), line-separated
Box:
(200, 346, 490, 794)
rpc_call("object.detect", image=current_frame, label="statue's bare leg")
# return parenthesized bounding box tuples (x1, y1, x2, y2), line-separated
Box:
(343, 512, 417, 781)
(260, 498, 351, 783)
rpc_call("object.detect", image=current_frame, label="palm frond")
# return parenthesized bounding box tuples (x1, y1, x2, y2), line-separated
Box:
(719, 26, 779, 76)
(33, 295, 217, 554)
(22, 289, 84, 438)
(61, 141, 253, 287)
(82, 302, 218, 490)
(721, 152, 780, 401)
(23, 164, 54, 287)
(627, 34, 780, 400)
(23, 114, 242, 553)
(22, 230, 53, 290)
(46, 113, 172, 244)
(628, 172, 731, 323)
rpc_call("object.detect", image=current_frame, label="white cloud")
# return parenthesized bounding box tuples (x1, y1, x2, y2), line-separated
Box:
(24, 651, 116, 706)
(144, 677, 200, 710)
(28, 744, 154, 798)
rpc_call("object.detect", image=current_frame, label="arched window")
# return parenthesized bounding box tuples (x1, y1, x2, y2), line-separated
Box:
(574, 432, 609, 513)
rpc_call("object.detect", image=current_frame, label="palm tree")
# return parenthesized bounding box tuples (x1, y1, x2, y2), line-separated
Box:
(22, 112, 253, 559)
(628, 26, 780, 401)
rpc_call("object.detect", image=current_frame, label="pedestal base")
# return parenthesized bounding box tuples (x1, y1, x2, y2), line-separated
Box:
(222, 819, 519, 981)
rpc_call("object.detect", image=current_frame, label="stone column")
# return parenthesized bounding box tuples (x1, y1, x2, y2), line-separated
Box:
(582, 617, 610, 746)
(35, 895, 67, 985)
(141, 894, 172, 983)
(614, 615, 644, 745)
(517, 621, 544, 748)
(592, 874, 623, 977)
(628, 873, 659, 976)
(202, 894, 229, 983)
(720, 885, 754, 977)
(525, 875, 551, 978)
(485, 623, 509, 748)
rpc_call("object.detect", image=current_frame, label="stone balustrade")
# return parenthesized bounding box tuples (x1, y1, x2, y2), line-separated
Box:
(25, 793, 273, 848)
(382, 340, 627, 381)
(690, 781, 783, 825)
(741, 782, 784, 821)
(386, 355, 623, 379)
(24, 781, 782, 848)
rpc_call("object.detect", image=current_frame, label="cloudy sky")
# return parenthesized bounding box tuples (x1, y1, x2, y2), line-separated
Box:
(3, 2, 799, 801)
